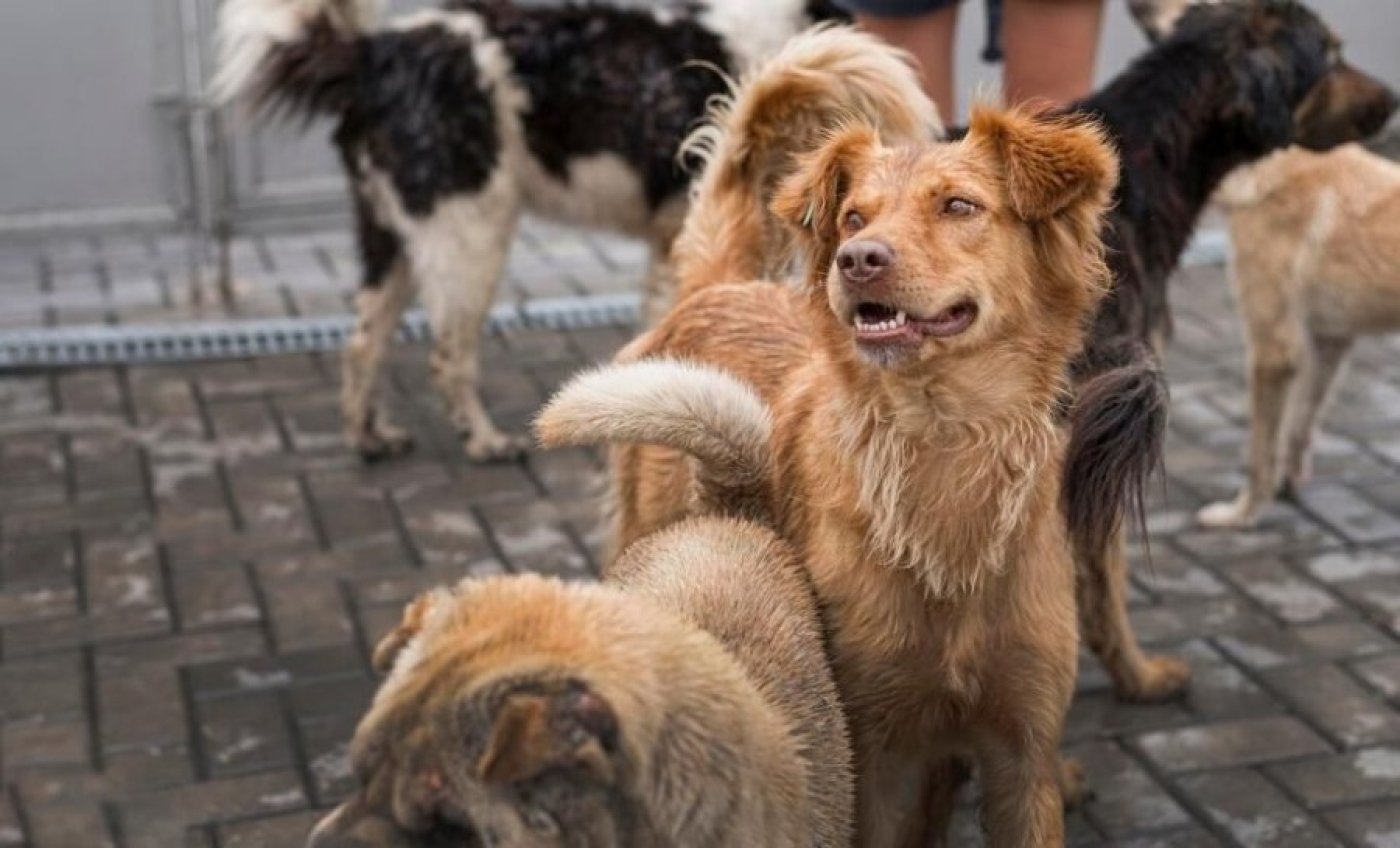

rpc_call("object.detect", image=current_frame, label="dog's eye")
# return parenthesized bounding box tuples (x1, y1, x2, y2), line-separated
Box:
(943, 197, 979, 217)
(843, 210, 866, 232)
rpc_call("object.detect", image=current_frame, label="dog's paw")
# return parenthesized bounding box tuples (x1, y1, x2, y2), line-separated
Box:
(1059, 757, 1091, 809)
(1196, 496, 1255, 529)
(1118, 655, 1192, 703)
(464, 430, 530, 463)
(353, 423, 416, 464)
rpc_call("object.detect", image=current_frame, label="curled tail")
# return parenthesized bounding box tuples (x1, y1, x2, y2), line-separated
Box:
(673, 25, 942, 297)
(536, 360, 773, 524)
(1062, 341, 1168, 559)
(212, 0, 382, 117)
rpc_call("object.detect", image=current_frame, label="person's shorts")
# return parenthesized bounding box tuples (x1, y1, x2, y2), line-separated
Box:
(834, 0, 1005, 62)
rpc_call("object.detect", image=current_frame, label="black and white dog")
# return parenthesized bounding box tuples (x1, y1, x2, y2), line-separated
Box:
(215, 0, 846, 462)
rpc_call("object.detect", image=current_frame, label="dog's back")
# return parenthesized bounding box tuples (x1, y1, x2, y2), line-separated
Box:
(609, 516, 853, 848)
(1220, 143, 1400, 336)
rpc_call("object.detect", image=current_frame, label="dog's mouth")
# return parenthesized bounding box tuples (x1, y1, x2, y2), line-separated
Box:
(852, 300, 978, 343)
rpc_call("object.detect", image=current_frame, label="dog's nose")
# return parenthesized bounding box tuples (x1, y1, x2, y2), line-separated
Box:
(836, 239, 894, 283)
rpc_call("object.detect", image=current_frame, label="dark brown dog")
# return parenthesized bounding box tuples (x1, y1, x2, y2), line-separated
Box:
(1056, 0, 1398, 703)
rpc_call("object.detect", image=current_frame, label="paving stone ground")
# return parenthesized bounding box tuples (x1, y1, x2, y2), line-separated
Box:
(3, 222, 1400, 847)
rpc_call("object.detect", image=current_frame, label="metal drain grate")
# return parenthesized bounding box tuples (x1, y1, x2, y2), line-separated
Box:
(0, 228, 1230, 370)
(0, 293, 640, 369)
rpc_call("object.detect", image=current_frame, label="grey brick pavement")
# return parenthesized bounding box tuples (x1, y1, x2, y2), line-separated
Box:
(3, 225, 1400, 847)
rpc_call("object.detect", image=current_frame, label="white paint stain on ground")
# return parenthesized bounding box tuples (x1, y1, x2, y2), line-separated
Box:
(429, 510, 480, 538)
(118, 575, 155, 607)
(1248, 580, 1337, 622)
(258, 788, 305, 809)
(1308, 551, 1400, 583)
(1357, 748, 1400, 780)
(312, 742, 353, 786)
(233, 667, 293, 690)
(214, 732, 264, 764)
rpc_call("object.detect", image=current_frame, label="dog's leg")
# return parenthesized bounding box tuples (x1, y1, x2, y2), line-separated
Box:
(411, 184, 529, 462)
(855, 748, 926, 848)
(1197, 345, 1298, 528)
(978, 738, 1064, 848)
(1079, 529, 1191, 702)
(920, 758, 971, 848)
(342, 258, 417, 462)
(1280, 334, 1353, 496)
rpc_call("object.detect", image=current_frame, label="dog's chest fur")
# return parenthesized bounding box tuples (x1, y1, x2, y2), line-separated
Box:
(775, 372, 1077, 751)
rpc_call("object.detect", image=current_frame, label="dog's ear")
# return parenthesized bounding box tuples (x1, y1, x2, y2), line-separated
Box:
(371, 592, 441, 674)
(477, 688, 618, 786)
(771, 124, 881, 273)
(966, 105, 1119, 221)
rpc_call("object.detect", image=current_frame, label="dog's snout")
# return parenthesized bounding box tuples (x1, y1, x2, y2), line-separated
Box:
(836, 240, 894, 283)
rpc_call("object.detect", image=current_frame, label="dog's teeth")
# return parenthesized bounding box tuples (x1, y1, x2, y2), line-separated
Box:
(895, 311, 907, 326)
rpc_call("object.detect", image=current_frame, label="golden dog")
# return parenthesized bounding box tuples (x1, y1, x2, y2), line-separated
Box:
(305, 25, 942, 848)
(307, 363, 854, 847)
(585, 31, 1121, 846)
(1199, 143, 1400, 528)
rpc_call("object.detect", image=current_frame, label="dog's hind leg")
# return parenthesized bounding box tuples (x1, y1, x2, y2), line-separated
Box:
(411, 179, 529, 462)
(342, 198, 417, 462)
(1198, 307, 1302, 528)
(1279, 334, 1353, 497)
(1079, 530, 1191, 702)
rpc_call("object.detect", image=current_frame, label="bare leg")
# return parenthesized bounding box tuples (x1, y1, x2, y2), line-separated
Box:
(1002, 0, 1105, 108)
(1079, 528, 1192, 701)
(1280, 334, 1353, 496)
(854, 5, 959, 117)
(342, 259, 416, 461)
(409, 183, 528, 462)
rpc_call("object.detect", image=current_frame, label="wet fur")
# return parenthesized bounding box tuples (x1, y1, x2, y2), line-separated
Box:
(214, 0, 847, 464)
(600, 28, 1120, 844)
(310, 368, 853, 846)
(1198, 144, 1400, 528)
(1011, 0, 1397, 702)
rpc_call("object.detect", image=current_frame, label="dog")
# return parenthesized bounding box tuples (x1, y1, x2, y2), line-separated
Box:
(585, 25, 1120, 847)
(213, 0, 845, 463)
(1194, 143, 1400, 528)
(1039, 0, 1399, 703)
(307, 360, 854, 848)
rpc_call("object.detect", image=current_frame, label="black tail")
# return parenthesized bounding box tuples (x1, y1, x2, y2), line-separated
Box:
(213, 0, 373, 122)
(1062, 341, 1168, 557)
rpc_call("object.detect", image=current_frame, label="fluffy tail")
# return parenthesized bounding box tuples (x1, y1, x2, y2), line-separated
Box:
(1062, 341, 1168, 559)
(212, 0, 382, 117)
(535, 360, 773, 524)
(672, 25, 942, 298)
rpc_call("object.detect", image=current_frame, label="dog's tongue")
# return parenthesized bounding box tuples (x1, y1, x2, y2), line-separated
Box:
(917, 303, 977, 338)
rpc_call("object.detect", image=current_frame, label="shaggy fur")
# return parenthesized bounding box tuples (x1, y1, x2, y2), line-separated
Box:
(1049, 0, 1398, 702)
(593, 28, 1121, 846)
(1197, 144, 1400, 528)
(309, 376, 853, 848)
(213, 0, 849, 464)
